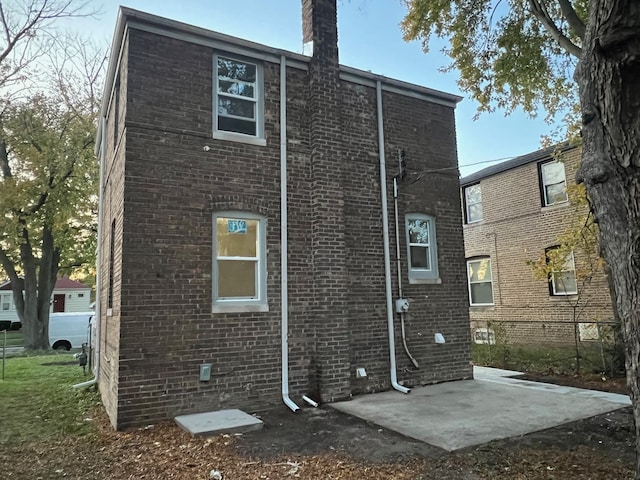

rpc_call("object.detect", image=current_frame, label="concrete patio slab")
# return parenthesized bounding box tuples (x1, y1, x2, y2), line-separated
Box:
(175, 409, 263, 437)
(330, 367, 630, 451)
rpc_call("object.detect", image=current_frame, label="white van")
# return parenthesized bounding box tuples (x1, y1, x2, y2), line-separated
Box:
(49, 312, 93, 350)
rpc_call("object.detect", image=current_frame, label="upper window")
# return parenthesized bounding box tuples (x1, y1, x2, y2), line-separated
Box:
(467, 258, 494, 306)
(546, 248, 578, 295)
(464, 184, 483, 223)
(214, 55, 264, 143)
(539, 161, 568, 206)
(213, 213, 268, 312)
(405, 214, 440, 283)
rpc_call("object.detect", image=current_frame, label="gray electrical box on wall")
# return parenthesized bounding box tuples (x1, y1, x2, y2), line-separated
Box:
(199, 363, 212, 381)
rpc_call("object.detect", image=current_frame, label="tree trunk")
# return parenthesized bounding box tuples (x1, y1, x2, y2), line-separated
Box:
(576, 1, 640, 477)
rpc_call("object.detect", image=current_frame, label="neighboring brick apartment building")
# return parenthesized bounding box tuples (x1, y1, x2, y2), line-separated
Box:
(94, 0, 472, 429)
(461, 144, 615, 345)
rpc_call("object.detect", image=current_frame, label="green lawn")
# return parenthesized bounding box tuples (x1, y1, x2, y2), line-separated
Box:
(0, 354, 100, 446)
(1, 330, 24, 347)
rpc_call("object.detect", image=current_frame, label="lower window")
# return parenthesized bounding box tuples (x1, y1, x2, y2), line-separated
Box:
(213, 213, 268, 312)
(467, 258, 494, 306)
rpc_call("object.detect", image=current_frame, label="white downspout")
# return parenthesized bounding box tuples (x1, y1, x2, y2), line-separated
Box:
(377, 80, 410, 395)
(281, 55, 300, 412)
(74, 116, 105, 389)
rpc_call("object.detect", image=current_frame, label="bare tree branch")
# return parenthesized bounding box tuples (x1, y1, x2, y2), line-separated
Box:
(557, 0, 586, 40)
(528, 0, 582, 57)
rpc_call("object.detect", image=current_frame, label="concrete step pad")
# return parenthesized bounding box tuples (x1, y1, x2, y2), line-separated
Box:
(175, 409, 263, 437)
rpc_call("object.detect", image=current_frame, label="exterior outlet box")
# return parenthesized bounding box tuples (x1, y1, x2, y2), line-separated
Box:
(356, 367, 367, 379)
(395, 298, 409, 313)
(199, 363, 212, 381)
(434, 333, 446, 344)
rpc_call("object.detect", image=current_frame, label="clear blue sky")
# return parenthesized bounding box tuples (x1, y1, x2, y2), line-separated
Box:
(77, 0, 559, 177)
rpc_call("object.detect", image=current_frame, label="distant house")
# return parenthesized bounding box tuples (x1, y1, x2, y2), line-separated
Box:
(460, 144, 615, 345)
(0, 277, 91, 328)
(94, 1, 472, 429)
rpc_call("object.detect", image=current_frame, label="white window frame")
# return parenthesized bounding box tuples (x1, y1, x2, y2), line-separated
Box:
(550, 250, 578, 296)
(467, 258, 495, 306)
(1, 292, 14, 311)
(405, 213, 440, 284)
(540, 160, 568, 206)
(464, 184, 483, 223)
(212, 212, 268, 313)
(213, 54, 266, 147)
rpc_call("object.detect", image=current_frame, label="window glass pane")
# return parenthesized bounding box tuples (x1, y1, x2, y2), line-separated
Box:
(218, 97, 255, 120)
(217, 218, 258, 257)
(541, 162, 565, 184)
(468, 259, 492, 282)
(218, 117, 256, 136)
(545, 183, 568, 204)
(218, 260, 256, 298)
(554, 271, 577, 294)
(410, 246, 430, 269)
(468, 203, 483, 223)
(470, 283, 493, 304)
(218, 58, 256, 83)
(218, 80, 255, 98)
(408, 220, 430, 244)
(465, 185, 481, 204)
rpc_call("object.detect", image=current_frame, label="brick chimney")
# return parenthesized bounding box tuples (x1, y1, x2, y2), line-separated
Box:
(302, 0, 351, 403)
(302, 0, 339, 65)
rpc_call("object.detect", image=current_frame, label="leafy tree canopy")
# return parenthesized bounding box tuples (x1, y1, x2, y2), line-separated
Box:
(402, 0, 587, 124)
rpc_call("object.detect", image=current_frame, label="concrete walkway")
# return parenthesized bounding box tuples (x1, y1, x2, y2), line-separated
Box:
(330, 367, 630, 451)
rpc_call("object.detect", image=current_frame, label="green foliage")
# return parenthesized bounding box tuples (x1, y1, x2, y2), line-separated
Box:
(401, 0, 585, 123)
(0, 93, 98, 277)
(0, 354, 101, 445)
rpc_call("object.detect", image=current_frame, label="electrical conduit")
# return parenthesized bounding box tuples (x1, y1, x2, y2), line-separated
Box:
(393, 176, 419, 368)
(376, 80, 410, 395)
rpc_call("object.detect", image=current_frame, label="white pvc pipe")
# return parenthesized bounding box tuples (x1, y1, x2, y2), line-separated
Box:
(376, 81, 410, 395)
(74, 116, 105, 389)
(302, 395, 318, 408)
(280, 56, 300, 412)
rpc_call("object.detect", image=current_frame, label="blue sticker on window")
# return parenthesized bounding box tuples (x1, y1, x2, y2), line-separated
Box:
(228, 219, 247, 234)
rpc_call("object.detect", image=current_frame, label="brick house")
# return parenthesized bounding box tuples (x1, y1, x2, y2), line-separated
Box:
(461, 144, 615, 345)
(95, 0, 472, 429)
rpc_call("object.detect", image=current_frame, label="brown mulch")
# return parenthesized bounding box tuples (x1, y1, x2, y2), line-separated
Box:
(1, 374, 636, 479)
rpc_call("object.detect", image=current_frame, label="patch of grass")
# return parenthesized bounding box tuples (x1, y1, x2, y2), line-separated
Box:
(0, 354, 101, 446)
(1, 330, 24, 347)
(473, 343, 613, 375)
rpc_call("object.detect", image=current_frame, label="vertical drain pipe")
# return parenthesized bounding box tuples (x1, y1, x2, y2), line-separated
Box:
(281, 55, 300, 412)
(377, 80, 410, 395)
(74, 116, 105, 389)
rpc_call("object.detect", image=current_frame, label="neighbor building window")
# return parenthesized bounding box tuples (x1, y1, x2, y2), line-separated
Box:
(546, 247, 578, 295)
(539, 160, 568, 206)
(467, 258, 494, 306)
(464, 184, 483, 223)
(405, 213, 440, 283)
(1, 293, 13, 311)
(214, 55, 264, 144)
(213, 213, 268, 312)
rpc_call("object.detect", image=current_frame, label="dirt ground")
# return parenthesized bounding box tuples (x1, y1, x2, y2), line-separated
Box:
(2, 374, 636, 479)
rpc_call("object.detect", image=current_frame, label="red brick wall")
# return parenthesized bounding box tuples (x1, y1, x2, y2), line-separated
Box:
(98, 20, 471, 428)
(462, 147, 615, 345)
